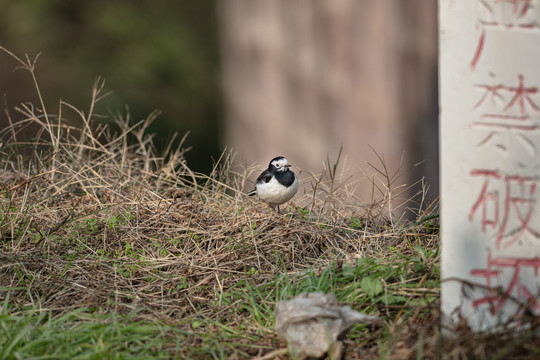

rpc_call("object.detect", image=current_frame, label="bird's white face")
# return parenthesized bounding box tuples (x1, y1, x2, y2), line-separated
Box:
(271, 157, 290, 172)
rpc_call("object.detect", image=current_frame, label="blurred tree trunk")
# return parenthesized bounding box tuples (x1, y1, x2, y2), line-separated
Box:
(218, 0, 437, 215)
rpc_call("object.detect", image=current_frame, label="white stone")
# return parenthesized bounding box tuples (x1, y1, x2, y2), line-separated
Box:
(440, 0, 540, 331)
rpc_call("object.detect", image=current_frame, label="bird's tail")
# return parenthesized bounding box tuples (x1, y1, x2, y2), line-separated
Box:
(247, 190, 257, 197)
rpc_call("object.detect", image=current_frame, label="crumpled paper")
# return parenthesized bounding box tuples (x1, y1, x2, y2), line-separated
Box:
(275, 292, 381, 359)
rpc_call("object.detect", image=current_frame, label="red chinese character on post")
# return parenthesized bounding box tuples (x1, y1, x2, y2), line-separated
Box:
(469, 170, 540, 251)
(471, 0, 539, 70)
(470, 252, 540, 317)
(472, 74, 540, 155)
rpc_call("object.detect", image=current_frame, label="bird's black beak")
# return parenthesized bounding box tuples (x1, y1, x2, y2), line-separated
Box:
(285, 164, 291, 168)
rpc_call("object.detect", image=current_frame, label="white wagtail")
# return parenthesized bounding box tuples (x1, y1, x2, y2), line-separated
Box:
(248, 156, 298, 213)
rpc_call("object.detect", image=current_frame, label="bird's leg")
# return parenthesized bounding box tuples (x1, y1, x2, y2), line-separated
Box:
(276, 205, 281, 214)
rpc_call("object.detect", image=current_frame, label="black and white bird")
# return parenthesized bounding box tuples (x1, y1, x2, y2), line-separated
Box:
(248, 156, 298, 213)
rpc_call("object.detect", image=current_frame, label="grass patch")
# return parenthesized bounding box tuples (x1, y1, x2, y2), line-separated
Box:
(1, 46, 539, 359)
(0, 304, 190, 359)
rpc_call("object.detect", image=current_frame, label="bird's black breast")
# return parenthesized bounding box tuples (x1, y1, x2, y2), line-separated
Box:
(274, 170, 296, 187)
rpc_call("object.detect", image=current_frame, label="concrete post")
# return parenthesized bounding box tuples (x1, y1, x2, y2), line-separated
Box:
(440, 0, 540, 330)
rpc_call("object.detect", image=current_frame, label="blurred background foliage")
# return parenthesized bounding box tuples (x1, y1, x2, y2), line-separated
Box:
(0, 0, 221, 173)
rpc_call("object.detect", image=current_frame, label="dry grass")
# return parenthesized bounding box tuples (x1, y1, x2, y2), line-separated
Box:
(1, 47, 538, 359)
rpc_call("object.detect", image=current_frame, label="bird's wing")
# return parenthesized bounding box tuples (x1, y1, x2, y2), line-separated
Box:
(256, 170, 273, 184)
(248, 170, 274, 196)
